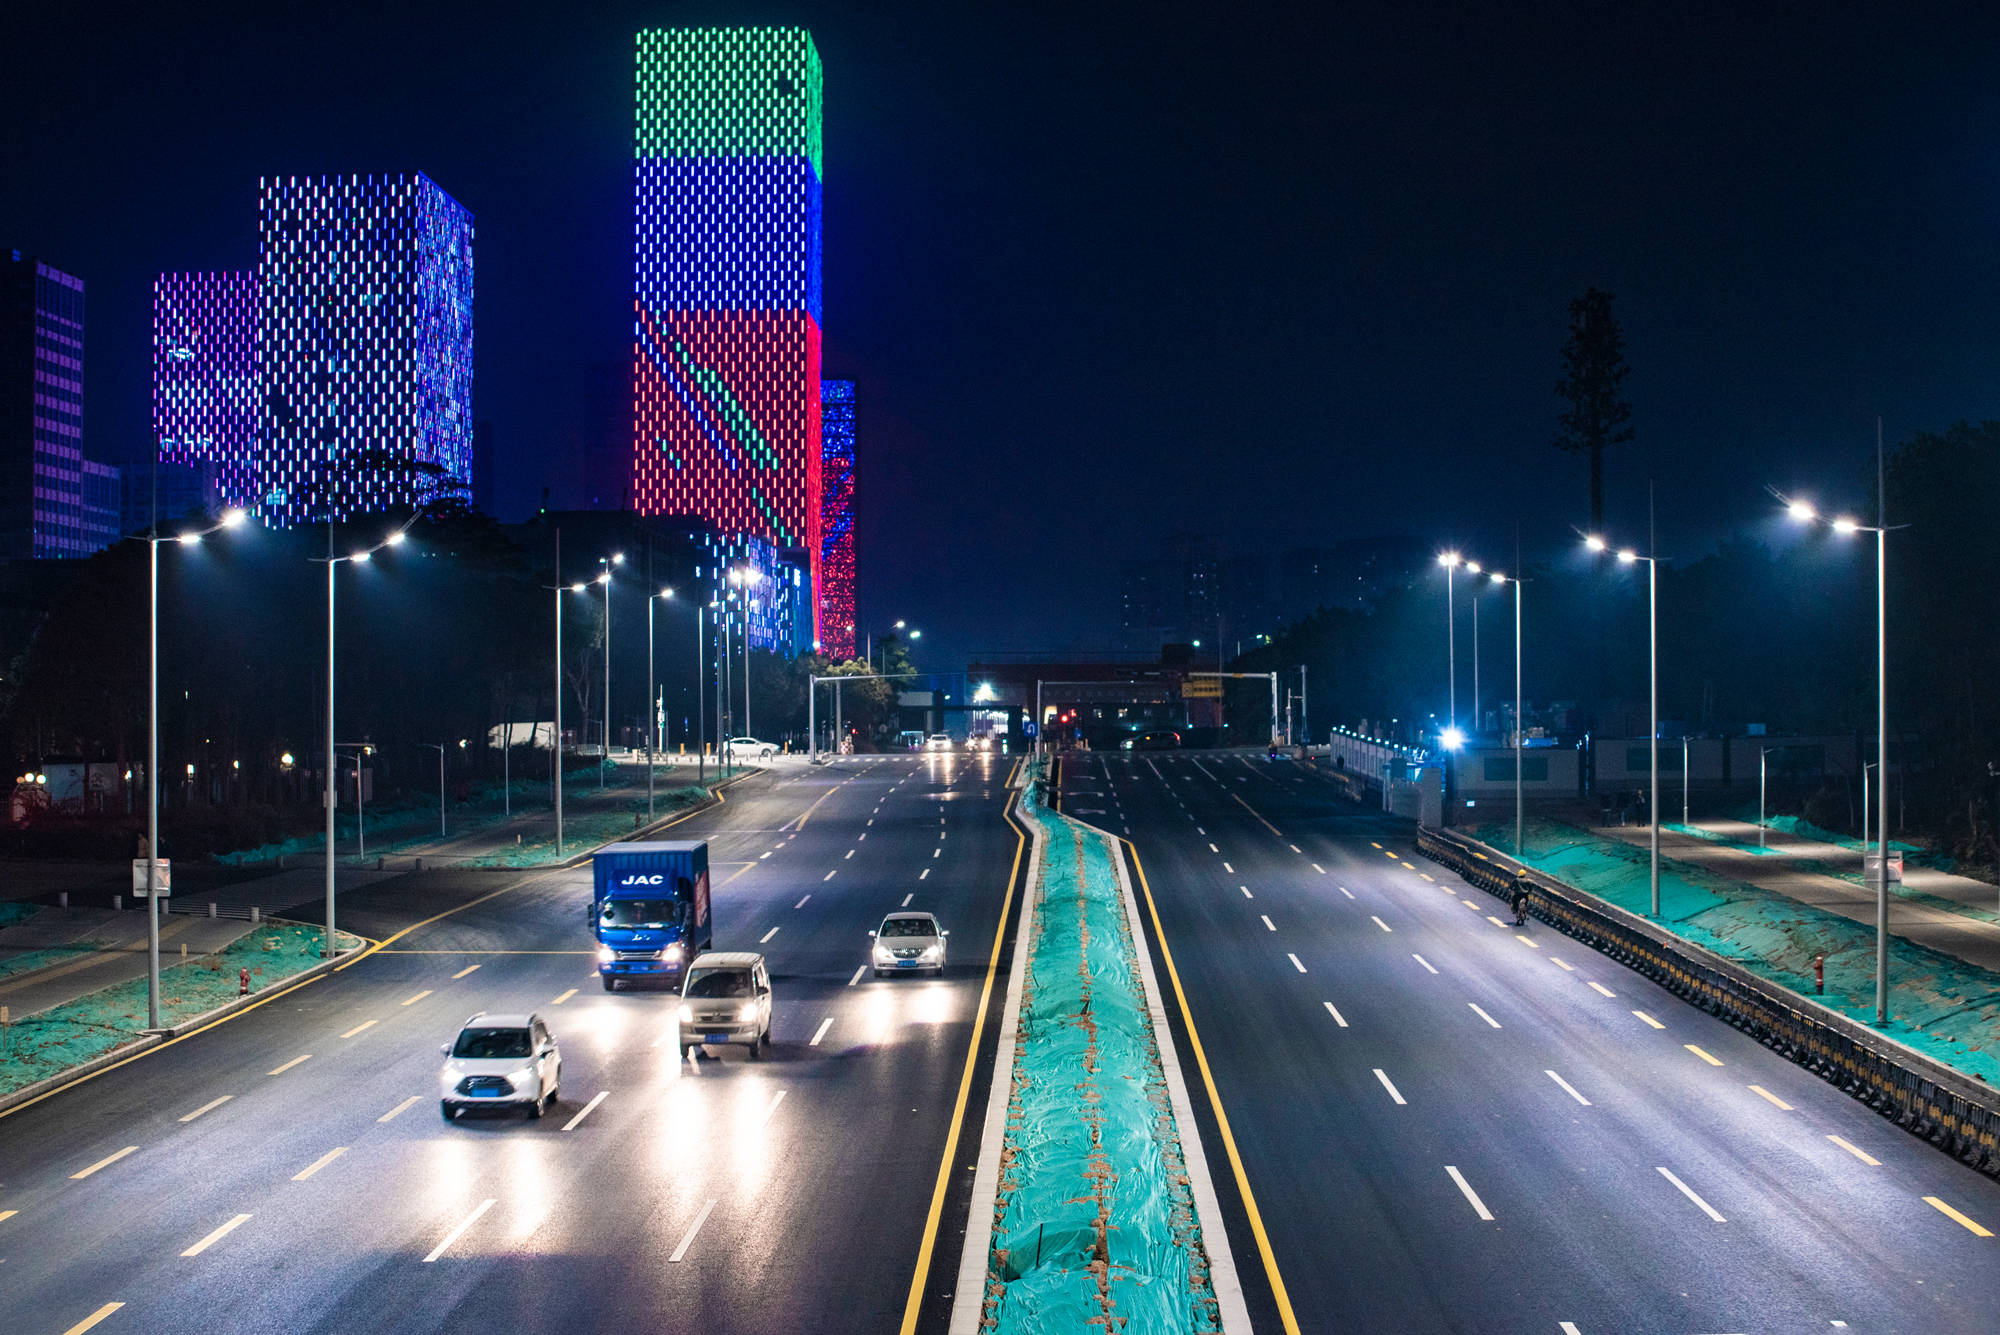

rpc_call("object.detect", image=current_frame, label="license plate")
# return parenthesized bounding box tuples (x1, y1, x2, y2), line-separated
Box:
(704, 1033, 731, 1044)
(898, 960, 920, 968)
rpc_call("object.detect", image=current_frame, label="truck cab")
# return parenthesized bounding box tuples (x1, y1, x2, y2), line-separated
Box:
(593, 841, 712, 991)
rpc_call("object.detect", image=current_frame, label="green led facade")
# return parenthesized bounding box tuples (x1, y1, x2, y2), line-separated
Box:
(634, 27, 823, 180)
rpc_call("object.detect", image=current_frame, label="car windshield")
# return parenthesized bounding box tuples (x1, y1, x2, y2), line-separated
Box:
(453, 1028, 531, 1059)
(684, 968, 753, 998)
(600, 898, 677, 928)
(879, 917, 934, 938)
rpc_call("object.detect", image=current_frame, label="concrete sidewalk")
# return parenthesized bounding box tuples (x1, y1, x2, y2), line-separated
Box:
(1596, 820, 2000, 976)
(0, 909, 253, 1019)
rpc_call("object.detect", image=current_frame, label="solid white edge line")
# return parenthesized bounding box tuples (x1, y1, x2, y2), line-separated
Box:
(1656, 1166, 1726, 1221)
(1323, 1001, 1348, 1027)
(180, 1212, 254, 1257)
(847, 964, 867, 987)
(423, 1198, 496, 1262)
(179, 1096, 233, 1123)
(669, 1198, 718, 1263)
(1545, 1070, 1591, 1105)
(1445, 1165, 1494, 1220)
(1468, 1003, 1501, 1029)
(810, 1016, 834, 1046)
(560, 1090, 609, 1132)
(1373, 1068, 1407, 1105)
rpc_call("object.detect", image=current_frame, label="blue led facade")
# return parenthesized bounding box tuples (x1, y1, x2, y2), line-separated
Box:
(256, 173, 474, 523)
(697, 528, 811, 656)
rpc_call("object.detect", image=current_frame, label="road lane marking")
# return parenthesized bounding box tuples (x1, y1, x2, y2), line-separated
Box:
(1632, 1010, 1665, 1028)
(267, 1054, 311, 1076)
(920, 868, 931, 880)
(451, 964, 480, 979)
(1549, 957, 1576, 971)
(1323, 1002, 1347, 1027)
(1291, 845, 1304, 854)
(1469, 1003, 1501, 1028)
(1370, 841, 1382, 850)
(0, 1209, 14, 1222)
(1560, 1324, 1582, 1335)
(1827, 1135, 1880, 1165)
(423, 1199, 495, 1262)
(810, 1017, 835, 1046)
(340, 1020, 377, 1039)
(933, 848, 941, 859)
(859, 832, 867, 840)
(71, 1146, 138, 1179)
(1400, 861, 1416, 870)
(1925, 1196, 1994, 1235)
(1747, 1084, 1794, 1110)
(1196, 826, 1206, 836)
(1223, 862, 1234, 873)
(1208, 842, 1219, 852)
(1685, 1044, 1724, 1066)
(1241, 886, 1253, 898)
(378, 1096, 420, 1122)
(760, 852, 772, 859)
(1515, 935, 1539, 948)
(1419, 872, 1435, 882)
(1546, 1070, 1591, 1105)
(1486, 915, 1509, 928)
(551, 988, 577, 1005)
(845, 849, 855, 859)
(181, 1212, 253, 1257)
(178, 1096, 232, 1123)
(1311, 864, 1325, 874)
(848, 964, 868, 987)
(1261, 915, 1277, 932)
(1657, 1166, 1725, 1221)
(1373, 1069, 1407, 1105)
(1586, 981, 1616, 997)
(1339, 886, 1354, 899)
(761, 1090, 788, 1126)
(902, 892, 914, 906)
(62, 1304, 124, 1334)
(759, 927, 781, 944)
(1413, 954, 1438, 974)
(292, 1147, 347, 1181)
(401, 989, 432, 1006)
(1370, 916, 1392, 932)
(669, 1198, 718, 1262)
(1288, 953, 1307, 972)
(1445, 1166, 1493, 1220)
(561, 1091, 608, 1131)
(1462, 900, 1480, 910)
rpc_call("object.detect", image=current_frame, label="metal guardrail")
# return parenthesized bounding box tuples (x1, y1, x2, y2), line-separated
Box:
(1414, 824, 2000, 1180)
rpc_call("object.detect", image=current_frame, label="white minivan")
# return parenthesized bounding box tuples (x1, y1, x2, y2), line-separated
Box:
(678, 952, 773, 1057)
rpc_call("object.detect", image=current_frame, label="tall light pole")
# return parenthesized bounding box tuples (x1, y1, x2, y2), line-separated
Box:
(647, 587, 675, 820)
(551, 565, 589, 861)
(419, 741, 463, 837)
(1490, 570, 1523, 860)
(142, 506, 248, 1029)
(1585, 533, 1660, 917)
(1759, 745, 1779, 849)
(597, 554, 622, 786)
(320, 524, 410, 961)
(1783, 489, 1895, 1024)
(1465, 561, 1483, 733)
(1436, 552, 1460, 731)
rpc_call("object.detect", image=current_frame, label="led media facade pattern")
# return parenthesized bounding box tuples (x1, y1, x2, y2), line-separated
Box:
(698, 529, 811, 655)
(257, 173, 474, 524)
(818, 379, 855, 659)
(633, 27, 824, 642)
(153, 271, 259, 508)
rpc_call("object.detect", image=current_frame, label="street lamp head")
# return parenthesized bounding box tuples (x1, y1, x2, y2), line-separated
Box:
(1465, 561, 1481, 575)
(1490, 571, 1507, 584)
(1438, 551, 1461, 568)
(352, 549, 373, 562)
(1786, 499, 1817, 523)
(570, 581, 587, 593)
(1616, 549, 1638, 564)
(659, 586, 674, 599)
(220, 508, 248, 528)
(385, 530, 408, 547)
(1831, 516, 1861, 536)
(894, 619, 906, 629)
(1439, 726, 1467, 752)
(611, 552, 626, 565)
(1583, 534, 1608, 553)
(176, 531, 202, 546)
(596, 571, 611, 585)
(910, 630, 922, 640)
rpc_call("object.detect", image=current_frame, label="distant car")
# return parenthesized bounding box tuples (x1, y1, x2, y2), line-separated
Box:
(679, 952, 773, 1057)
(726, 736, 777, 759)
(926, 733, 953, 750)
(965, 735, 991, 753)
(1122, 730, 1182, 751)
(870, 911, 948, 977)
(439, 1012, 561, 1120)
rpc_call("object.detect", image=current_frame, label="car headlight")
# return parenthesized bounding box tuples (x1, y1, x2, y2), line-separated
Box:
(921, 945, 940, 960)
(439, 1066, 461, 1088)
(506, 1067, 536, 1091)
(874, 947, 893, 963)
(678, 1003, 694, 1023)
(736, 1001, 759, 1021)
(597, 946, 615, 963)
(664, 943, 684, 961)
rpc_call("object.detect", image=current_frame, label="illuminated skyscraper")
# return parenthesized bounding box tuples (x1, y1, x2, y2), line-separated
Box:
(632, 27, 824, 641)
(153, 271, 259, 509)
(0, 251, 97, 558)
(256, 173, 474, 524)
(819, 379, 855, 658)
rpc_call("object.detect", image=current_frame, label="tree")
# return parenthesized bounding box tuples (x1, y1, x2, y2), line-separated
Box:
(1553, 287, 1634, 534)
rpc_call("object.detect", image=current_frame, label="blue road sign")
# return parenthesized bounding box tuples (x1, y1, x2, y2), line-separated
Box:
(1022, 720, 1039, 737)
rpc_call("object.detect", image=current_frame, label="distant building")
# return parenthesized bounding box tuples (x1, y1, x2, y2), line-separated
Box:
(1119, 533, 1219, 652)
(79, 458, 122, 552)
(818, 379, 855, 658)
(153, 270, 259, 509)
(253, 173, 474, 524)
(0, 252, 96, 558)
(120, 457, 222, 537)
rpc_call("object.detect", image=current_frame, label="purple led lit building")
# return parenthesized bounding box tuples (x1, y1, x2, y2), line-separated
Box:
(1, 250, 113, 558)
(154, 271, 259, 510)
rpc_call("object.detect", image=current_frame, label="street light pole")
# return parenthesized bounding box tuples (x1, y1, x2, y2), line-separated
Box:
(1466, 562, 1482, 733)
(696, 601, 706, 784)
(598, 556, 620, 786)
(1584, 534, 1661, 917)
(1437, 552, 1459, 730)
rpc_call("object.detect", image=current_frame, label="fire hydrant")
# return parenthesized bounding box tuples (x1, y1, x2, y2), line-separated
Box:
(239, 967, 251, 997)
(1813, 953, 1825, 995)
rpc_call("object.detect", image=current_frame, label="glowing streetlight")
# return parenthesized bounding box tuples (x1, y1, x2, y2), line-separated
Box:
(1583, 530, 1661, 917)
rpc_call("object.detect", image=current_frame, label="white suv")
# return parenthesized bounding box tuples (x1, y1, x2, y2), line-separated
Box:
(871, 911, 948, 977)
(679, 952, 773, 1057)
(727, 736, 777, 759)
(440, 1012, 561, 1120)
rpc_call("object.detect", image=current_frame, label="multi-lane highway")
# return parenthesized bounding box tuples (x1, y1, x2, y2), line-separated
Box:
(1061, 751, 2000, 1334)
(3, 755, 1021, 1335)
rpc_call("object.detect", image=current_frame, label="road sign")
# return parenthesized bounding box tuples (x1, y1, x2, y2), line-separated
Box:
(1022, 720, 1039, 738)
(1864, 852, 1904, 884)
(131, 858, 171, 897)
(1181, 679, 1223, 699)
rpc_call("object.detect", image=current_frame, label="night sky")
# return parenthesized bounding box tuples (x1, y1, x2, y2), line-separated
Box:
(7, 2, 1997, 668)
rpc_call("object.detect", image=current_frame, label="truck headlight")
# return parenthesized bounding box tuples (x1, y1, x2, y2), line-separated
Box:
(597, 946, 615, 964)
(679, 1003, 694, 1024)
(664, 943, 684, 961)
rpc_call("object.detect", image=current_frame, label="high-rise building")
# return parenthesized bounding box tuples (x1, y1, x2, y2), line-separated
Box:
(120, 457, 221, 537)
(819, 379, 855, 658)
(153, 271, 259, 509)
(255, 173, 474, 524)
(0, 252, 94, 558)
(631, 27, 824, 642)
(80, 458, 122, 551)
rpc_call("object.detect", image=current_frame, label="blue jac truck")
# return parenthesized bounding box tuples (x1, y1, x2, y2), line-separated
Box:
(592, 841, 712, 991)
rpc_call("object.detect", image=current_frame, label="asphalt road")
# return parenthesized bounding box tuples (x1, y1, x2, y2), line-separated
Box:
(1062, 750, 2000, 1335)
(1, 755, 1023, 1335)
